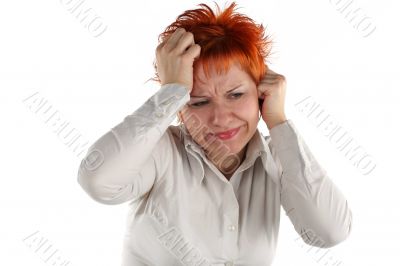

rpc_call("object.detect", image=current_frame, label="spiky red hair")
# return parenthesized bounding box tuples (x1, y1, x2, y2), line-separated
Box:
(151, 1, 273, 86)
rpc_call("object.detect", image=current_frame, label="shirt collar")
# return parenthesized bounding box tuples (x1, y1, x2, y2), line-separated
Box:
(178, 124, 271, 184)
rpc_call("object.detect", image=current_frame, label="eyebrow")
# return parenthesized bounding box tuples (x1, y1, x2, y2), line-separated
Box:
(190, 84, 243, 98)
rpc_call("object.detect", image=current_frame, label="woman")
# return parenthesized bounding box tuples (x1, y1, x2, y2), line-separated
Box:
(77, 2, 352, 265)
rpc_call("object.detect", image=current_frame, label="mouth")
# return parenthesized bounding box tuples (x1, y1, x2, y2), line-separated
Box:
(207, 127, 241, 141)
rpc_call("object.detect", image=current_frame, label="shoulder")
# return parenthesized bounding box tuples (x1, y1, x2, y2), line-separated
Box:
(164, 124, 186, 151)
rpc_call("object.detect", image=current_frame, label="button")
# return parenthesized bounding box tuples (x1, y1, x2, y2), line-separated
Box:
(227, 225, 236, 231)
(155, 112, 163, 118)
(225, 262, 234, 266)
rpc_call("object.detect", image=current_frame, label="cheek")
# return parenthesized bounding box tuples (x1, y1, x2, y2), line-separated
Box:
(182, 109, 207, 123)
(181, 109, 208, 134)
(237, 96, 259, 118)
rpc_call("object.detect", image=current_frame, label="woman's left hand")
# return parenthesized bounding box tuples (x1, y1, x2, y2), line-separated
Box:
(257, 67, 288, 129)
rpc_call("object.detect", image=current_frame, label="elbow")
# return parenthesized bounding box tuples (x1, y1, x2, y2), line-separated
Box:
(77, 159, 126, 205)
(77, 171, 110, 205)
(325, 212, 353, 248)
(325, 206, 353, 248)
(77, 174, 129, 205)
(300, 225, 351, 248)
(302, 210, 353, 248)
(322, 224, 352, 248)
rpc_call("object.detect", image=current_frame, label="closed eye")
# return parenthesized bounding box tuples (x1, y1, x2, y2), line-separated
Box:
(191, 101, 208, 107)
(231, 92, 243, 98)
(189, 93, 244, 107)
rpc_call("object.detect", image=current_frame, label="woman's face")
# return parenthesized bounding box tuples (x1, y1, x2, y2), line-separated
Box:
(180, 61, 260, 167)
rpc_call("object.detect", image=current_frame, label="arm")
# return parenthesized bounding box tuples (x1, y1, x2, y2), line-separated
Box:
(268, 119, 353, 248)
(77, 83, 189, 205)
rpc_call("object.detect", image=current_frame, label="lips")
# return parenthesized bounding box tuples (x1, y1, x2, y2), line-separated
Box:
(212, 127, 241, 140)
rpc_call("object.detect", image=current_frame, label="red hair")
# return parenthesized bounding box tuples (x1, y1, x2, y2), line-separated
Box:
(150, 1, 273, 85)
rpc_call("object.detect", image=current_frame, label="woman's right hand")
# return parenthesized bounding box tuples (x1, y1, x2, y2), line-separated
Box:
(156, 28, 201, 92)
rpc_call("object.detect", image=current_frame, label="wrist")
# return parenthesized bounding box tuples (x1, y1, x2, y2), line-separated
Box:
(265, 116, 287, 130)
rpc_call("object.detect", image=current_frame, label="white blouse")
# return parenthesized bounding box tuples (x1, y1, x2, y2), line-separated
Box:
(77, 83, 352, 266)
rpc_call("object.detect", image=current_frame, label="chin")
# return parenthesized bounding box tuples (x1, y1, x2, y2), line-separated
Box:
(226, 136, 248, 155)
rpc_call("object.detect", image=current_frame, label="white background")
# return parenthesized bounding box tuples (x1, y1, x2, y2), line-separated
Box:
(1, 0, 399, 265)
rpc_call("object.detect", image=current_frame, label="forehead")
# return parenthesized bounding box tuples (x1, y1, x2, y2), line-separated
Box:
(193, 61, 250, 89)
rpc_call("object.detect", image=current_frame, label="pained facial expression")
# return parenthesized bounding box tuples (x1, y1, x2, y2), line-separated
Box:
(179, 61, 260, 169)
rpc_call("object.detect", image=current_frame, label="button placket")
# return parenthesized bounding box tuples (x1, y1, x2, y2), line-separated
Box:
(227, 224, 236, 232)
(222, 185, 239, 258)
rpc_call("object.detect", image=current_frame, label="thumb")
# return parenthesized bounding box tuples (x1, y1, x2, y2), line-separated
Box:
(185, 43, 201, 61)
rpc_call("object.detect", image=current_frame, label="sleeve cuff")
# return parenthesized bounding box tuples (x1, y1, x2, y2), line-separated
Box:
(269, 119, 299, 151)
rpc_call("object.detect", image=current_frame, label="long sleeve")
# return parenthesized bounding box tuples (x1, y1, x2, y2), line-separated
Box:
(77, 83, 190, 205)
(268, 119, 353, 248)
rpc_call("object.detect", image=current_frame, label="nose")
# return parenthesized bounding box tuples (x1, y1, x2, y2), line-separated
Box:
(210, 102, 233, 127)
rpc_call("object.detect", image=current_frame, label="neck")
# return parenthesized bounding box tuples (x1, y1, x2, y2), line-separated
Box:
(207, 143, 248, 180)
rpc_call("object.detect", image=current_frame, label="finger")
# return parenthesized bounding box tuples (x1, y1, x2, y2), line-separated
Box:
(257, 85, 269, 97)
(164, 28, 186, 51)
(257, 89, 266, 99)
(261, 74, 277, 81)
(158, 32, 175, 50)
(183, 43, 201, 61)
(261, 79, 279, 85)
(258, 89, 263, 98)
(175, 32, 195, 54)
(261, 78, 278, 84)
(265, 69, 285, 81)
(267, 68, 278, 75)
(258, 85, 272, 96)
